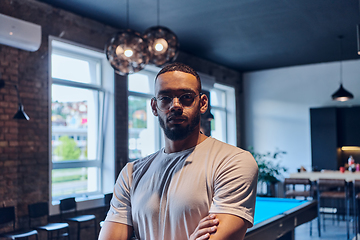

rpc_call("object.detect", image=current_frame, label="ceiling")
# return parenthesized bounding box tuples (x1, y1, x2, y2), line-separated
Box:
(37, 0, 360, 72)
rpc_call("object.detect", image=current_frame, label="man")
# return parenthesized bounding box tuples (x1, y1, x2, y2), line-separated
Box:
(98, 63, 258, 240)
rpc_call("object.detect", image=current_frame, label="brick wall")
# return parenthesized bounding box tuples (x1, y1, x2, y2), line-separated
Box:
(0, 0, 121, 236)
(0, 0, 242, 237)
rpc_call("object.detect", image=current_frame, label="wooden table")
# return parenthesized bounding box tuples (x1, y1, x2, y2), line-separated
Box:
(290, 170, 360, 181)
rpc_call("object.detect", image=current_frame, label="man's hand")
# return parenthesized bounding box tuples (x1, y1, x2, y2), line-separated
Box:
(189, 214, 219, 240)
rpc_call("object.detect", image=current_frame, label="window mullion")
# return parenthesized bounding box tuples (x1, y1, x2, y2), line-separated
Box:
(129, 91, 154, 98)
(52, 160, 101, 169)
(52, 78, 105, 92)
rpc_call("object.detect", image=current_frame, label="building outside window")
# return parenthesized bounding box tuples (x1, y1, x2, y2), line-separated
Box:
(49, 38, 115, 207)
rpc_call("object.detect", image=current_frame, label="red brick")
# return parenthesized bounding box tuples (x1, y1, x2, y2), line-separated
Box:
(4, 122, 18, 127)
(9, 128, 18, 134)
(0, 115, 10, 120)
(4, 161, 18, 167)
(0, 102, 9, 107)
(4, 95, 17, 102)
(0, 141, 8, 147)
(5, 134, 17, 140)
(9, 141, 19, 147)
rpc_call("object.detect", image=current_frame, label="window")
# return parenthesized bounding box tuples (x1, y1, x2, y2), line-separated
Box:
(128, 66, 162, 161)
(49, 38, 115, 209)
(210, 83, 237, 146)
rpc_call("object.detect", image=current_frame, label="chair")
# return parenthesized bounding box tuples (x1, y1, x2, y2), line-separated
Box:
(28, 202, 70, 240)
(0, 206, 39, 240)
(284, 178, 312, 199)
(59, 197, 97, 240)
(284, 178, 314, 235)
(104, 193, 113, 209)
(317, 178, 350, 239)
(353, 180, 360, 240)
(100, 193, 113, 228)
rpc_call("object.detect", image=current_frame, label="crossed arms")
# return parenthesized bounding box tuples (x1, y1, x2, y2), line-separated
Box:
(98, 213, 248, 240)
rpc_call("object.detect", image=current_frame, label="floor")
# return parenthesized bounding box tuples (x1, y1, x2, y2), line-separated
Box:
(295, 214, 357, 240)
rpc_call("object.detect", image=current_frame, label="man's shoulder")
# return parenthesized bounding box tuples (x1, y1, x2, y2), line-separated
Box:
(202, 137, 249, 154)
(199, 137, 256, 165)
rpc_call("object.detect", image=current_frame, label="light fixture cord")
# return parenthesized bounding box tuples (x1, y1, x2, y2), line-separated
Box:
(340, 59, 343, 85)
(126, 0, 129, 29)
(14, 85, 22, 105)
(339, 36, 343, 85)
(157, 0, 160, 26)
(358, 0, 360, 55)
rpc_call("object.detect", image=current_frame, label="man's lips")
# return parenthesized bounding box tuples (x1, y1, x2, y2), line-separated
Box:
(167, 116, 187, 123)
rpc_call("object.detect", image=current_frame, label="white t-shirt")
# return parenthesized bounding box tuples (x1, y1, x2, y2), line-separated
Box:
(105, 137, 258, 240)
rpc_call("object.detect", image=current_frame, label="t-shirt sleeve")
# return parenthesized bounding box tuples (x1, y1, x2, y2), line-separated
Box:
(209, 150, 258, 228)
(105, 163, 133, 226)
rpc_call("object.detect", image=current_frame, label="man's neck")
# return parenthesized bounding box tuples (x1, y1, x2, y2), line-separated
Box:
(164, 129, 208, 153)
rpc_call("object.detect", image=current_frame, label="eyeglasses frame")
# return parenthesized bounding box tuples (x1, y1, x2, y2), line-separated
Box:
(153, 92, 202, 112)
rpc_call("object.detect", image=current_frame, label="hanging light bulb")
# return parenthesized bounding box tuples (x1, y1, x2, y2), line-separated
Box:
(154, 38, 167, 53)
(143, 26, 179, 66)
(331, 35, 354, 101)
(105, 29, 149, 75)
(143, 0, 179, 66)
(124, 49, 134, 57)
(105, 0, 149, 75)
(331, 83, 354, 101)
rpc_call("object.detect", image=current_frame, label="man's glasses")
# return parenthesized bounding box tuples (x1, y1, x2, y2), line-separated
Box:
(153, 93, 200, 112)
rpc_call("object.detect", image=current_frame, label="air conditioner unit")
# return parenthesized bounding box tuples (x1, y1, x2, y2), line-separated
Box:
(0, 13, 41, 52)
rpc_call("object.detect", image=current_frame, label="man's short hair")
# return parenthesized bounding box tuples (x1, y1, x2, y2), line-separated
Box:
(155, 62, 201, 91)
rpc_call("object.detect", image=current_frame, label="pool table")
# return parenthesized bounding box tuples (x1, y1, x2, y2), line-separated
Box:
(244, 197, 317, 240)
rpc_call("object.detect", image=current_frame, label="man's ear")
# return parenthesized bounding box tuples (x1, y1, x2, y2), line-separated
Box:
(200, 94, 208, 114)
(151, 98, 158, 116)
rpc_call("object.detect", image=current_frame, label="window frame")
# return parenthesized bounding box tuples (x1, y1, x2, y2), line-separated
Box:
(48, 36, 115, 214)
(128, 65, 162, 161)
(210, 83, 237, 146)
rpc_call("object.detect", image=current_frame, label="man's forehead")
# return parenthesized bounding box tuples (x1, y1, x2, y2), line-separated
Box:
(156, 70, 197, 81)
(155, 71, 200, 90)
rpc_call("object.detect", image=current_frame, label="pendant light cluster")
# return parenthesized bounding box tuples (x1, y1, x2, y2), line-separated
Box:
(331, 36, 354, 102)
(105, 0, 179, 76)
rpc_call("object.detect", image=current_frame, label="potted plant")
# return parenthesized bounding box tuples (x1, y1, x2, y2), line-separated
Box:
(249, 147, 287, 196)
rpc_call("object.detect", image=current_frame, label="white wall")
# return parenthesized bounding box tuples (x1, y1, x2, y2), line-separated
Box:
(243, 59, 360, 176)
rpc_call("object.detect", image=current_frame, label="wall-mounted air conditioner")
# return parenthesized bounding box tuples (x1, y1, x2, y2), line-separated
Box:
(0, 13, 41, 52)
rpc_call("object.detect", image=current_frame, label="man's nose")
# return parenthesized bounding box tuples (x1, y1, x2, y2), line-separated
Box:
(169, 97, 182, 111)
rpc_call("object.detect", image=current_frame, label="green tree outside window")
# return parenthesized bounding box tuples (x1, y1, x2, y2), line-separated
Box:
(54, 135, 81, 160)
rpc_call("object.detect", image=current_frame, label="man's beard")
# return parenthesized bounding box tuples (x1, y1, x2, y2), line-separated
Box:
(159, 111, 201, 141)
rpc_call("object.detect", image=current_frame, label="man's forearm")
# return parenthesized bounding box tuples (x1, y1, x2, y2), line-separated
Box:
(98, 221, 133, 240)
(208, 214, 248, 240)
